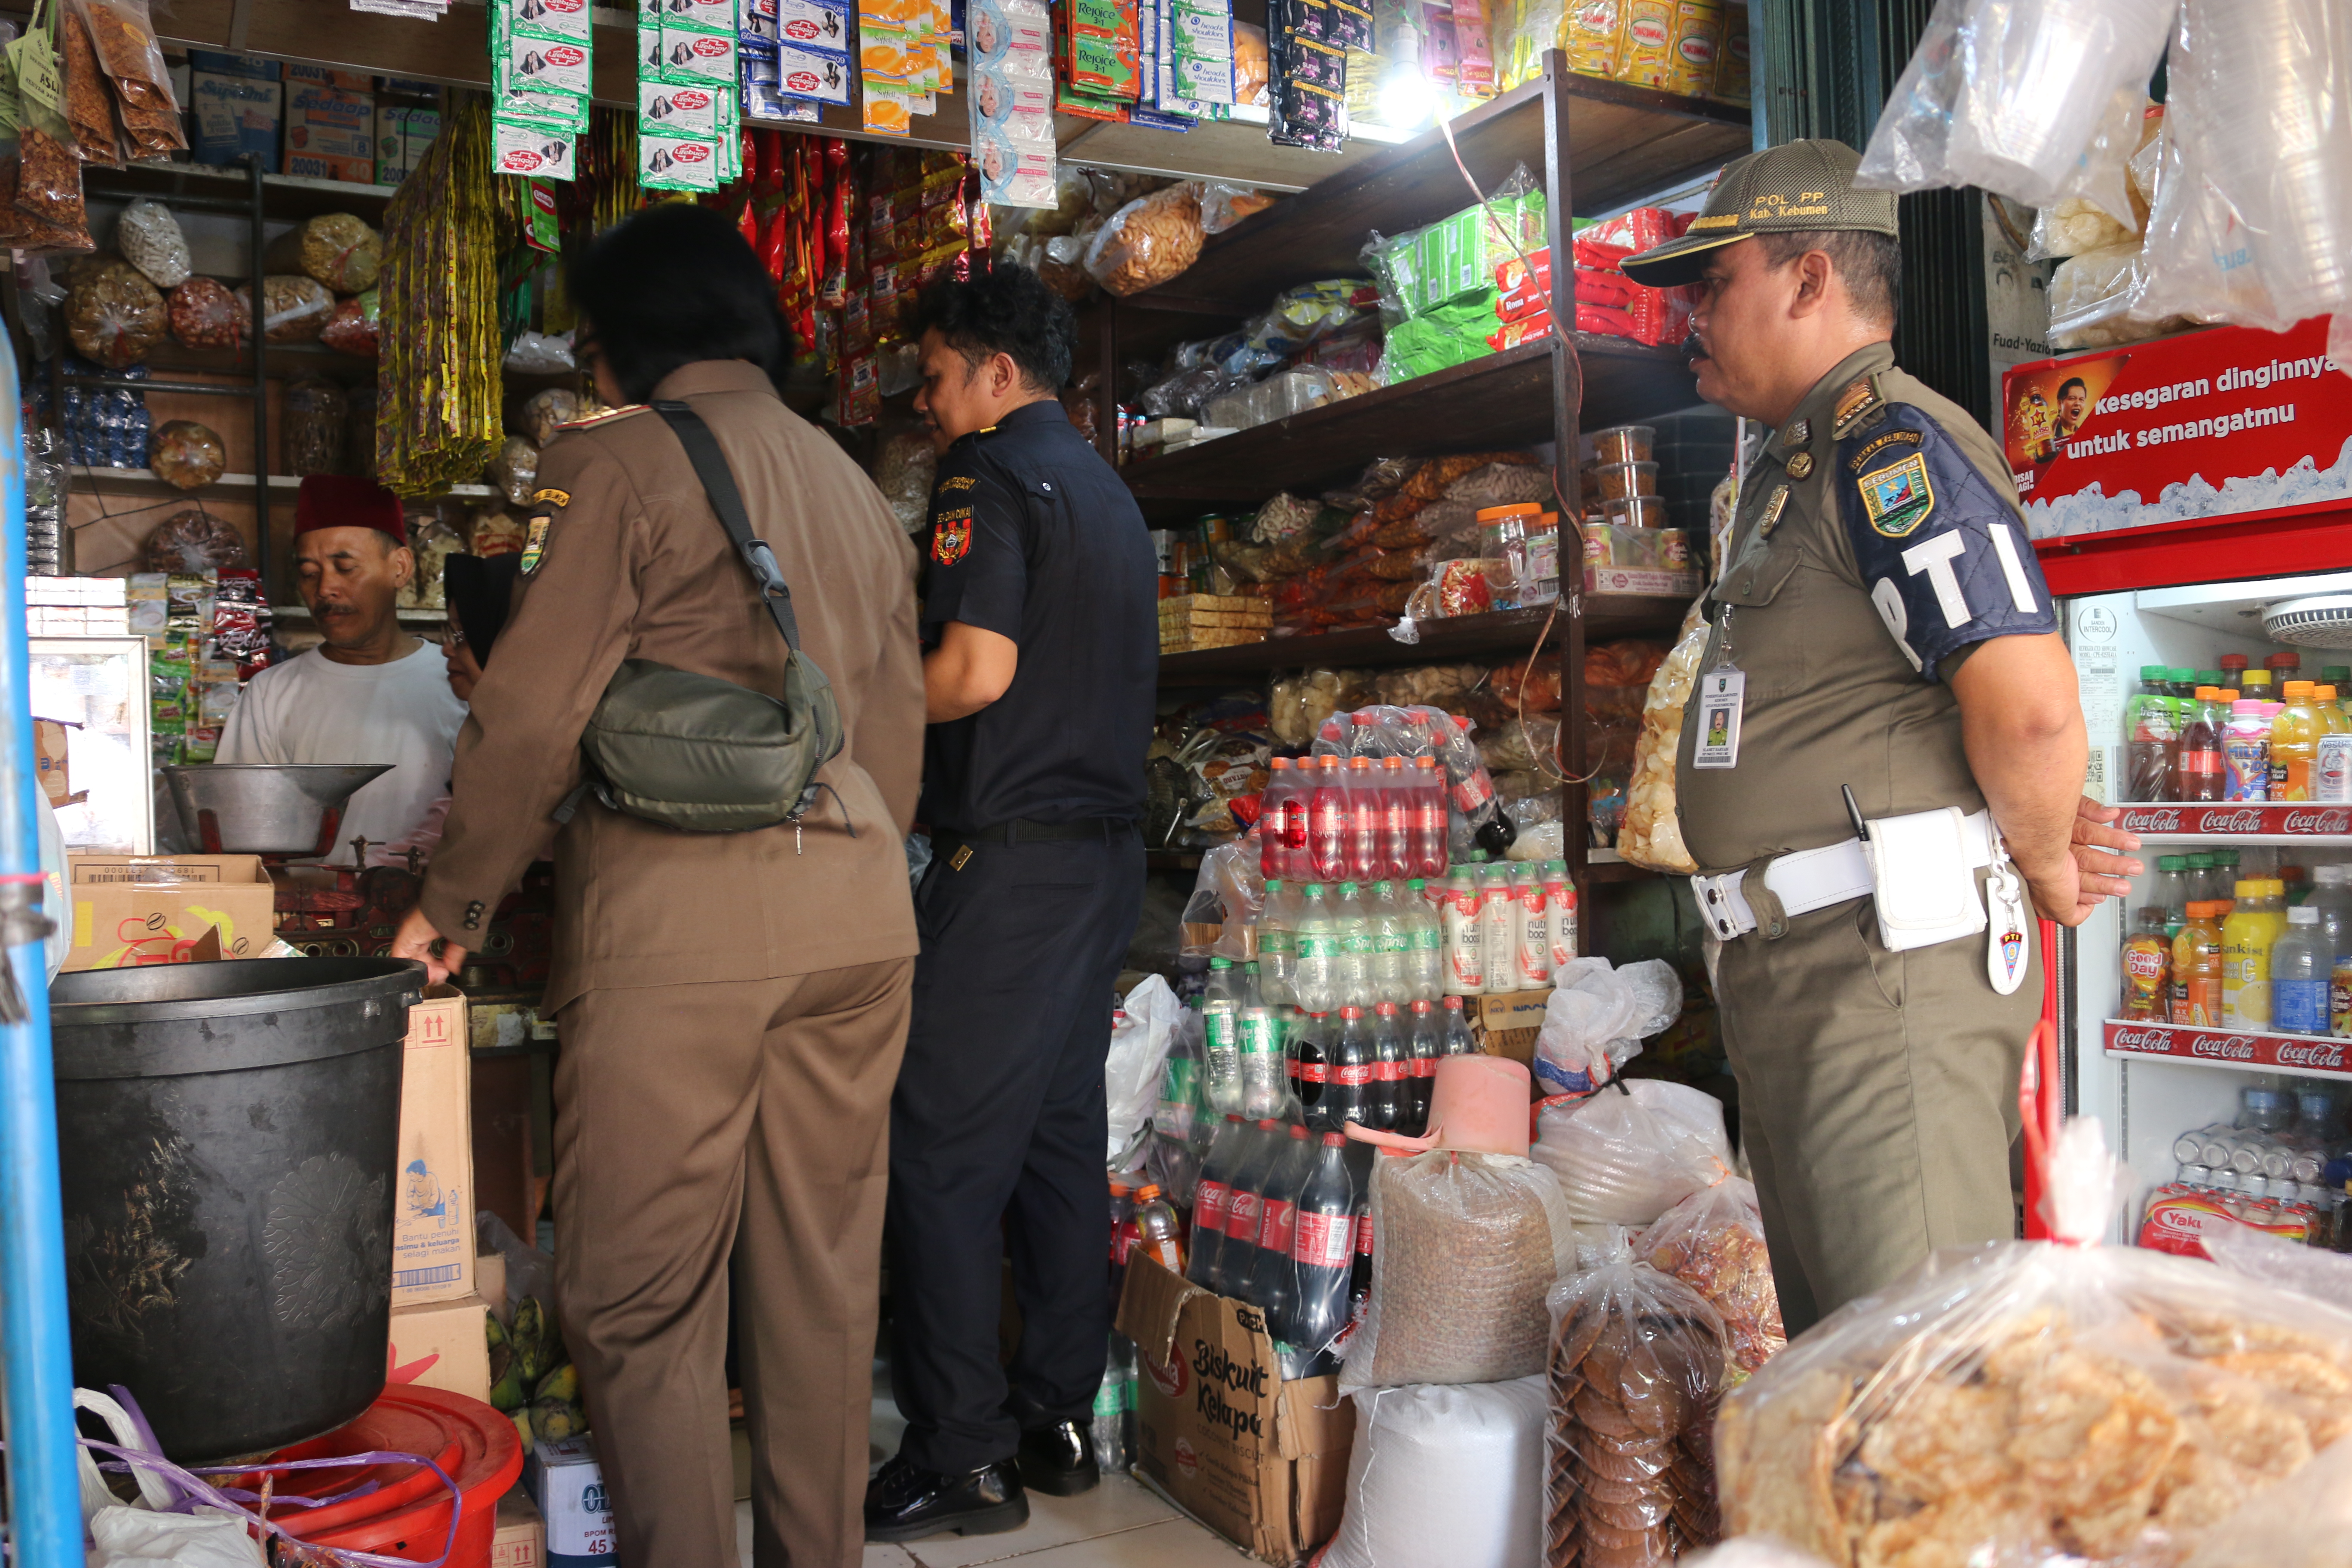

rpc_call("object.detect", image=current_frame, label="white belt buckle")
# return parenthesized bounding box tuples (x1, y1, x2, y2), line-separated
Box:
(1691, 869, 1754, 940)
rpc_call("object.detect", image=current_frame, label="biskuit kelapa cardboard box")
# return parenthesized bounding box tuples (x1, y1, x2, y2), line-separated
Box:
(1115, 1255, 1354, 1566)
(393, 985, 475, 1308)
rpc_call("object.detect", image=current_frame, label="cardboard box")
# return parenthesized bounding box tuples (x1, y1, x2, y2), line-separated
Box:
(527, 1436, 617, 1567)
(34, 719, 73, 808)
(284, 64, 377, 182)
(395, 985, 475, 1306)
(1115, 1256, 1354, 1565)
(189, 51, 280, 168)
(65, 854, 277, 970)
(386, 1290, 493, 1403)
(493, 1489, 545, 1568)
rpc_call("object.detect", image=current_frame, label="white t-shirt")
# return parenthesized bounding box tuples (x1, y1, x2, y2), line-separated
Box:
(217, 640, 468, 863)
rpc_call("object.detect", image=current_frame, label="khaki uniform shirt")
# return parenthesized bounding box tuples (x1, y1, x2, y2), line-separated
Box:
(418, 360, 925, 1014)
(1676, 342, 2060, 876)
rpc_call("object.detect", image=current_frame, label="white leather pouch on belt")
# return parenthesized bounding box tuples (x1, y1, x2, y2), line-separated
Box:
(1863, 806, 1987, 953)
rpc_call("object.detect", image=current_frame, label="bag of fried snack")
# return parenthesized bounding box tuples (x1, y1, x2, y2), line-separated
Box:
(1545, 1233, 1729, 1568)
(1718, 1118, 2352, 1568)
(1617, 606, 1707, 875)
(1083, 182, 1204, 296)
(1637, 1177, 1785, 1376)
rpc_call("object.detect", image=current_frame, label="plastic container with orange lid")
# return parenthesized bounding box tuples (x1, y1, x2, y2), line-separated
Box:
(1477, 504, 1544, 608)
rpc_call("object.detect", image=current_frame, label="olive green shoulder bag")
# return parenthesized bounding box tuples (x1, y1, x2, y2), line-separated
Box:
(555, 401, 846, 836)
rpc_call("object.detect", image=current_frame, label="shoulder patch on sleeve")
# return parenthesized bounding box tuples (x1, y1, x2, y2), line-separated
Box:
(1838, 402, 2055, 680)
(932, 513, 971, 565)
(938, 474, 977, 492)
(531, 487, 572, 508)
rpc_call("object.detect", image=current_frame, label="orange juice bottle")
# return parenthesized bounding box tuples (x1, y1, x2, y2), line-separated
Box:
(2171, 900, 2225, 1026)
(2122, 906, 2171, 1020)
(2271, 681, 2322, 800)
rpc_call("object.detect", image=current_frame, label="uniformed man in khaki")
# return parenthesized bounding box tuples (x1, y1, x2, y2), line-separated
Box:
(392, 205, 925, 1568)
(1621, 141, 2130, 1333)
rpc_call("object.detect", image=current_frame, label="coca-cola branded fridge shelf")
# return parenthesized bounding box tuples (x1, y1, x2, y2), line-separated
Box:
(2107, 805, 2352, 840)
(2104, 1020, 2352, 1079)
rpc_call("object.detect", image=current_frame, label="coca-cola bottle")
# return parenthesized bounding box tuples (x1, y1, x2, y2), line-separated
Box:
(1308, 756, 1350, 881)
(1329, 1006, 1375, 1128)
(1439, 714, 1516, 857)
(1377, 756, 1412, 879)
(1368, 1001, 1406, 1132)
(1290, 1011, 1333, 1129)
(1439, 993, 1478, 1058)
(1186, 1114, 1249, 1289)
(1278, 1131, 1359, 1366)
(1211, 1119, 1285, 1297)
(1403, 999, 1442, 1134)
(1346, 1142, 1377, 1321)
(1407, 758, 1448, 879)
(1245, 1124, 1315, 1318)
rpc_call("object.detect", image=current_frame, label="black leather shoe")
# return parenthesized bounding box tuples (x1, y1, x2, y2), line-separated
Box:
(864, 1454, 1029, 1542)
(1016, 1419, 1100, 1496)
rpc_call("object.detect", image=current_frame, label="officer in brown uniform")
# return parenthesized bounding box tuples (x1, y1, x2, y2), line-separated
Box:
(391, 205, 925, 1568)
(1620, 142, 2134, 1333)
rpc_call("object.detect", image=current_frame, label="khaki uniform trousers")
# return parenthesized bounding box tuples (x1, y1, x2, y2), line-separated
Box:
(551, 958, 914, 1568)
(1713, 896, 2037, 1335)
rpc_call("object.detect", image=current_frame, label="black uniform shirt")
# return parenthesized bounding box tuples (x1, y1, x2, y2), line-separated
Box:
(919, 398, 1158, 831)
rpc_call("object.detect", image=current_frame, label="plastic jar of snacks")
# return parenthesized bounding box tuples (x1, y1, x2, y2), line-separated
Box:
(1588, 423, 1655, 465)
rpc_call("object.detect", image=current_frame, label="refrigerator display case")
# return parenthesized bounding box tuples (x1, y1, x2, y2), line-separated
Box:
(2061, 573, 2352, 1253)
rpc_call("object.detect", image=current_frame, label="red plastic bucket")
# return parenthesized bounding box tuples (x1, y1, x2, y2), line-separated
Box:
(239, 1397, 463, 1537)
(270, 1387, 522, 1568)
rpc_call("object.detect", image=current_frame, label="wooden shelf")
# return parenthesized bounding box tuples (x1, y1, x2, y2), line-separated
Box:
(1128, 70, 1749, 315)
(1157, 598, 1684, 682)
(71, 466, 495, 502)
(272, 602, 448, 627)
(83, 162, 399, 220)
(1121, 337, 1698, 517)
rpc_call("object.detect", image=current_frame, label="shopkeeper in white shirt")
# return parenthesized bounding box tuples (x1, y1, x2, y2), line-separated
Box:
(218, 475, 466, 864)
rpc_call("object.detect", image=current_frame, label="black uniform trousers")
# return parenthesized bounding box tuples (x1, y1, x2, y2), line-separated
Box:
(886, 823, 1145, 1476)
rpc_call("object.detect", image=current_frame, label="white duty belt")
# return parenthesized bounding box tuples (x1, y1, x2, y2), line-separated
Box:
(1690, 808, 2000, 942)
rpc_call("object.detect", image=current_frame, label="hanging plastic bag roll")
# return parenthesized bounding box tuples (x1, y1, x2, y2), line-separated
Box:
(1858, 0, 2179, 209)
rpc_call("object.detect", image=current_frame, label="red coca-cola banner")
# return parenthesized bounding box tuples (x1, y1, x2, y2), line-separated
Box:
(2001, 317, 2352, 542)
(2104, 1020, 2352, 1077)
(2111, 805, 2352, 836)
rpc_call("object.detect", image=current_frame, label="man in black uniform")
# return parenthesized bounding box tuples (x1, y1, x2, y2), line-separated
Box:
(867, 263, 1158, 1544)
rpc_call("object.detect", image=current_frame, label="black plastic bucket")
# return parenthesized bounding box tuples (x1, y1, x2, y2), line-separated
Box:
(50, 958, 426, 1461)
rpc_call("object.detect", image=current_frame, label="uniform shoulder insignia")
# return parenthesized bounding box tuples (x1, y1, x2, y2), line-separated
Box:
(932, 511, 972, 566)
(554, 404, 652, 432)
(1831, 374, 1886, 436)
(531, 487, 571, 508)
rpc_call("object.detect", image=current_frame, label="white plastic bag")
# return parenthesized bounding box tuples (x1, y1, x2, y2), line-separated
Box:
(2132, 0, 2352, 341)
(76, 1387, 175, 1525)
(1534, 1078, 1733, 1228)
(1106, 973, 1181, 1166)
(1343, 1150, 1579, 1389)
(1530, 956, 1682, 1097)
(1859, 0, 2178, 209)
(88, 1507, 266, 1568)
(1320, 1376, 1549, 1568)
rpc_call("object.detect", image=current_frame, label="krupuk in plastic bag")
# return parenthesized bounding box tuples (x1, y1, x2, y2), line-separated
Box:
(1718, 1119, 2352, 1567)
(1637, 1178, 1785, 1374)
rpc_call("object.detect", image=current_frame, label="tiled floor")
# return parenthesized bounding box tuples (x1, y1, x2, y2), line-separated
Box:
(735, 1364, 1245, 1568)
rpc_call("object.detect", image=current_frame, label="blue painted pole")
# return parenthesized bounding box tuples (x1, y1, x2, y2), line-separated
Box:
(0, 322, 84, 1565)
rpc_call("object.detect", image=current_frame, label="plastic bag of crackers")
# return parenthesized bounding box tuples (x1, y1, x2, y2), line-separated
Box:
(1717, 1119, 2352, 1568)
(1617, 603, 1706, 876)
(1545, 1231, 1730, 1568)
(1636, 1178, 1785, 1378)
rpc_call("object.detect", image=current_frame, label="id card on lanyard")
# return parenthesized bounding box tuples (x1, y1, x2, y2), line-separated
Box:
(1691, 602, 1744, 770)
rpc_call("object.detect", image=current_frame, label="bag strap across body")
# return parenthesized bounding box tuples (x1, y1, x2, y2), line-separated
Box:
(650, 399, 805, 653)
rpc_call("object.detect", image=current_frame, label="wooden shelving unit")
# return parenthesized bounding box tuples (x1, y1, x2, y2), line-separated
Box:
(1110, 54, 1748, 908)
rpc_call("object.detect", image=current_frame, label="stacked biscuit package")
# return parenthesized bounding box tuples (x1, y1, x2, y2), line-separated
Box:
(1545, 1237, 1727, 1567)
